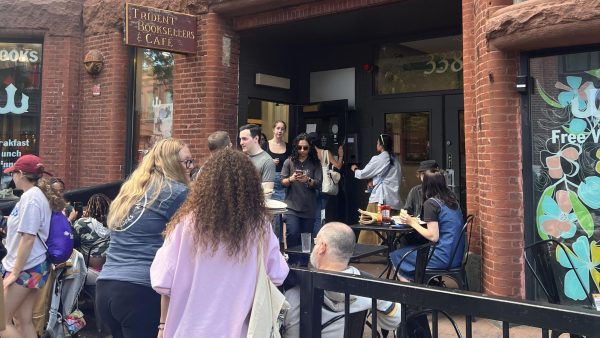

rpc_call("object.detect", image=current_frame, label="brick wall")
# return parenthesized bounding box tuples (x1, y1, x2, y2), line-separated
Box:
(77, 31, 129, 186)
(172, 12, 240, 164)
(39, 35, 82, 187)
(464, 0, 524, 297)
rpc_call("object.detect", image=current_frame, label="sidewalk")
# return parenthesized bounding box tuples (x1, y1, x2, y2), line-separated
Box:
(354, 256, 542, 338)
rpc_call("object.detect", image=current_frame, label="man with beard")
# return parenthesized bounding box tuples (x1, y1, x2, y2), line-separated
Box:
(282, 222, 402, 337)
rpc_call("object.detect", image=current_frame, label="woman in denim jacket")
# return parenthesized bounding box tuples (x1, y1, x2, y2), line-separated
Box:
(96, 138, 191, 338)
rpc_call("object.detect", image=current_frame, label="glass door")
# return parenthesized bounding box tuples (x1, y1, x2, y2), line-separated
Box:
(371, 95, 464, 209)
(384, 112, 431, 199)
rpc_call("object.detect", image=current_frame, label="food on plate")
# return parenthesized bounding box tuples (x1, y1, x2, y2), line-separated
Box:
(357, 209, 382, 225)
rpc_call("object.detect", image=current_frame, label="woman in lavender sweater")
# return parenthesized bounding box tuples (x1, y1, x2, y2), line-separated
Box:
(151, 148, 289, 338)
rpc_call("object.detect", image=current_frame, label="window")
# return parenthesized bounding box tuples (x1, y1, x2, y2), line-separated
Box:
(133, 48, 174, 166)
(385, 112, 430, 199)
(0, 41, 42, 196)
(375, 35, 463, 95)
(529, 51, 600, 304)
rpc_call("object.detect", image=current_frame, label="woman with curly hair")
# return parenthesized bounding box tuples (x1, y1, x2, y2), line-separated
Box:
(72, 193, 111, 285)
(150, 148, 288, 337)
(281, 133, 322, 260)
(96, 138, 191, 338)
(1, 155, 64, 338)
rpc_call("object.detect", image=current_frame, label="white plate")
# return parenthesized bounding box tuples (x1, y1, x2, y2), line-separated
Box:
(266, 199, 287, 210)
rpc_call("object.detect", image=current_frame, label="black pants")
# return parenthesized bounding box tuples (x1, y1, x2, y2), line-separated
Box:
(96, 280, 161, 338)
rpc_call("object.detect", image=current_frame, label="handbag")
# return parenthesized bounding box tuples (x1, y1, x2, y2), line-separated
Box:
(247, 238, 290, 338)
(321, 150, 341, 196)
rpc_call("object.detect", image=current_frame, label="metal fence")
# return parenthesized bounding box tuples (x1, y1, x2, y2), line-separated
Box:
(0, 180, 122, 217)
(293, 267, 600, 338)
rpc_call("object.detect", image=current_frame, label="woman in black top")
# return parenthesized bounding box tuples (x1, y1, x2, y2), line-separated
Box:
(267, 120, 291, 201)
(281, 134, 322, 263)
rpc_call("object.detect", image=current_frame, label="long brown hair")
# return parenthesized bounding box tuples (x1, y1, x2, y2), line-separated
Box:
(167, 148, 269, 259)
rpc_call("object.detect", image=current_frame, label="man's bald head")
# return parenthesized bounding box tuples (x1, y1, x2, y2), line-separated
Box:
(317, 222, 356, 264)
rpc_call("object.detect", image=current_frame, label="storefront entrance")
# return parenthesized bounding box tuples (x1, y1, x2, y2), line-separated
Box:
(371, 94, 465, 210)
(237, 0, 463, 223)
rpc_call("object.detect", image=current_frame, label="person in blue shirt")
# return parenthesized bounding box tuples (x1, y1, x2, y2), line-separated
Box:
(96, 138, 190, 338)
(390, 169, 464, 281)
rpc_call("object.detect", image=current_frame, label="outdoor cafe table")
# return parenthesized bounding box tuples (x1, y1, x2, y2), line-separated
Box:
(349, 224, 415, 279)
(285, 243, 387, 263)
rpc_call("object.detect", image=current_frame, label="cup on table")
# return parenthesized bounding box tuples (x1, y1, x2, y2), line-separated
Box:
(301, 233, 312, 253)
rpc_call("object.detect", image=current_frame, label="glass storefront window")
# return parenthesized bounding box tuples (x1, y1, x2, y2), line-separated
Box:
(530, 51, 600, 304)
(133, 48, 174, 166)
(375, 35, 463, 95)
(0, 41, 42, 198)
(384, 112, 430, 199)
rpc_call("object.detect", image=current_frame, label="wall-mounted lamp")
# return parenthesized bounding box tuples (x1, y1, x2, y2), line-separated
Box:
(255, 73, 290, 90)
(516, 75, 528, 94)
(84, 50, 104, 76)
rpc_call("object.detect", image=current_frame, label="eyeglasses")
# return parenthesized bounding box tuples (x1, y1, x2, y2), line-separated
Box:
(180, 159, 194, 168)
(297, 145, 309, 151)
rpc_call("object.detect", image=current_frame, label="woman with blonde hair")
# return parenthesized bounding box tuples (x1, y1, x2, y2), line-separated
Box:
(96, 138, 191, 338)
(151, 148, 289, 338)
(1, 155, 63, 338)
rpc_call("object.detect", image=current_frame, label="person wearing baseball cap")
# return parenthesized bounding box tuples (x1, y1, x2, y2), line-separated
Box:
(403, 160, 439, 218)
(1, 154, 61, 338)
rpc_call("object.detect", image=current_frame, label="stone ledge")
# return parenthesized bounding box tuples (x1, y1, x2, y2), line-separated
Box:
(486, 0, 600, 51)
(0, 0, 82, 37)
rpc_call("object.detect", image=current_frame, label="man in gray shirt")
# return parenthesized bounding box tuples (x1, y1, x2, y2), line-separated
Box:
(283, 222, 401, 337)
(239, 124, 276, 190)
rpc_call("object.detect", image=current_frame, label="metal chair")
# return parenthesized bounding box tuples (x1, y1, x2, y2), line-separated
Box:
(393, 242, 464, 338)
(422, 214, 474, 290)
(524, 238, 594, 338)
(321, 308, 369, 338)
(80, 237, 110, 338)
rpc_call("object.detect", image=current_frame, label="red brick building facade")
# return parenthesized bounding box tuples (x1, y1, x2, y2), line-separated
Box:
(2, 0, 599, 300)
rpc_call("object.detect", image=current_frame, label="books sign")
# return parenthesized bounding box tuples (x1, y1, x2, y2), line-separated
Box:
(125, 3, 197, 54)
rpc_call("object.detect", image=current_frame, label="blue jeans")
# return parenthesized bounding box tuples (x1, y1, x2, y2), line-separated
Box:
(285, 214, 315, 265)
(272, 172, 286, 201)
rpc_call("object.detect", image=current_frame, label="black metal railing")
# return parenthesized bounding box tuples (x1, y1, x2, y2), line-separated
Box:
(0, 181, 122, 217)
(293, 267, 600, 338)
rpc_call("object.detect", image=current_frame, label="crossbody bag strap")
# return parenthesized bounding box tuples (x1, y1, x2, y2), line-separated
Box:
(373, 156, 394, 190)
(37, 233, 48, 250)
(323, 149, 329, 166)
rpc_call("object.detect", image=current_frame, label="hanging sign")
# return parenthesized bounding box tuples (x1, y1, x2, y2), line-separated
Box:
(125, 3, 197, 54)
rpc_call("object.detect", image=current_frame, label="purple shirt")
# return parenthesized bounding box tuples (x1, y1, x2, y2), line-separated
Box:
(151, 216, 289, 338)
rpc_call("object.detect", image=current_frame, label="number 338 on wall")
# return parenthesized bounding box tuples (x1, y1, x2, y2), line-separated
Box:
(424, 54, 463, 75)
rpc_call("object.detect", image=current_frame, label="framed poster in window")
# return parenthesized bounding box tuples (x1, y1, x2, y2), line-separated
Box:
(402, 114, 429, 163)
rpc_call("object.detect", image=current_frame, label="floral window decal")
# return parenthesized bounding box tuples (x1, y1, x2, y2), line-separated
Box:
(534, 58, 600, 302)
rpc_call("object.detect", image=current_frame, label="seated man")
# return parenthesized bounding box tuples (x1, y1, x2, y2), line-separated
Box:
(282, 222, 401, 337)
(404, 160, 439, 217)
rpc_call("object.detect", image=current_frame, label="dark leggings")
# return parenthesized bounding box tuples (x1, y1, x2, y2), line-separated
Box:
(96, 280, 161, 338)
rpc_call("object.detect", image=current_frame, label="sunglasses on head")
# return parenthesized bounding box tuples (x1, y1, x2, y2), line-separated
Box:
(297, 145, 309, 151)
(180, 159, 194, 168)
(379, 134, 389, 146)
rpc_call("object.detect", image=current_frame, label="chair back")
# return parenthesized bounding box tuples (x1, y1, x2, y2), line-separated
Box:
(393, 241, 435, 284)
(344, 309, 369, 338)
(524, 239, 595, 307)
(444, 214, 474, 270)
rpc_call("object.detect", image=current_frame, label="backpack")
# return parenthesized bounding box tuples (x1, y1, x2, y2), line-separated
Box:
(38, 211, 75, 264)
